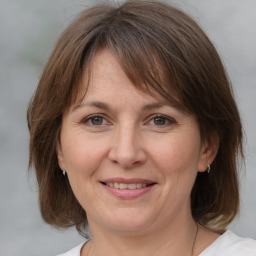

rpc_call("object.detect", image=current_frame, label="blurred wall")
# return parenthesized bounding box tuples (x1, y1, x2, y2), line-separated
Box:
(0, 0, 255, 255)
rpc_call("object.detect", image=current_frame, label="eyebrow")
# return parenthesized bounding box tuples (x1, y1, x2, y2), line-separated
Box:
(71, 101, 111, 112)
(142, 102, 171, 110)
(71, 101, 175, 113)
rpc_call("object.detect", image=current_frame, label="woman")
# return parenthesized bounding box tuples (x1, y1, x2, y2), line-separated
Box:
(27, 0, 256, 255)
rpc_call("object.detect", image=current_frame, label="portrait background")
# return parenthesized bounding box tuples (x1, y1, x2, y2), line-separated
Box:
(0, 0, 255, 255)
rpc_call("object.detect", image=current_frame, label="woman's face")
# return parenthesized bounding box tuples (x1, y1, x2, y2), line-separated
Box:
(57, 49, 211, 235)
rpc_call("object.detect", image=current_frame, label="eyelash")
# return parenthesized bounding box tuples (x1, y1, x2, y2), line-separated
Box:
(146, 115, 175, 127)
(81, 114, 175, 128)
(81, 114, 109, 126)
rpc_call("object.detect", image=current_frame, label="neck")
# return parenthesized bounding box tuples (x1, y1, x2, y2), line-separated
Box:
(85, 215, 198, 256)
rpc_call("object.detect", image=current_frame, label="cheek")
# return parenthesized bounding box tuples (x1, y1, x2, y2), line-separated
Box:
(61, 135, 108, 208)
(61, 132, 108, 176)
(157, 142, 199, 166)
(153, 138, 200, 205)
(150, 134, 201, 179)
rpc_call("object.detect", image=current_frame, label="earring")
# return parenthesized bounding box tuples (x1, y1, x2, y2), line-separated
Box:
(63, 170, 66, 176)
(207, 165, 211, 173)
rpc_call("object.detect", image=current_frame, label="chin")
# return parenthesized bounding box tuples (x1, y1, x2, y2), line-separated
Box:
(99, 208, 158, 234)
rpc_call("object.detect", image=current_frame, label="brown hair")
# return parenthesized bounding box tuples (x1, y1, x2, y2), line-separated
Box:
(27, 0, 243, 236)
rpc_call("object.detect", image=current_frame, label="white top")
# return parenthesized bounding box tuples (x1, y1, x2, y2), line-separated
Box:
(56, 230, 256, 256)
(200, 230, 256, 255)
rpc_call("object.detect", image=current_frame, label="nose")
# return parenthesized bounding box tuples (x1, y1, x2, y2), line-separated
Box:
(108, 124, 147, 168)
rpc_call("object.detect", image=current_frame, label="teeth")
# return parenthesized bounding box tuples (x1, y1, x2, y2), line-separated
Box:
(128, 183, 136, 189)
(120, 183, 128, 189)
(136, 183, 142, 188)
(106, 182, 148, 189)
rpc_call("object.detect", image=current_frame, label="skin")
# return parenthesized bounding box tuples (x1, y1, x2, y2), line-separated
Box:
(57, 49, 219, 256)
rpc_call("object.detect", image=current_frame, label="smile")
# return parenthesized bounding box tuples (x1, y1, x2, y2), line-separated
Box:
(100, 178, 156, 199)
(106, 183, 149, 189)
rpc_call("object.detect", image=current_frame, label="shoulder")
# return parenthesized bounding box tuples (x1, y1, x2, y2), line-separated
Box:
(200, 230, 256, 256)
(56, 243, 85, 256)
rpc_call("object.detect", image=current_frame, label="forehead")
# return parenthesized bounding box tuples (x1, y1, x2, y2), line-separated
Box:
(74, 48, 186, 113)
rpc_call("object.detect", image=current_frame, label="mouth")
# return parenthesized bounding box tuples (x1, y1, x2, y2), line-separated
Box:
(100, 178, 156, 199)
(102, 182, 153, 189)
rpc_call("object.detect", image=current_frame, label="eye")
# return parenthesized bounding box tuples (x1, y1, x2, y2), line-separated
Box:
(147, 115, 175, 127)
(82, 115, 107, 126)
(153, 116, 167, 125)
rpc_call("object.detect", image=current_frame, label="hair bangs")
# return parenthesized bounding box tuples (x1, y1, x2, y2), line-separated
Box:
(74, 20, 187, 112)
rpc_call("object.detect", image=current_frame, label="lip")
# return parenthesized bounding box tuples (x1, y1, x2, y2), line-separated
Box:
(101, 177, 155, 184)
(100, 177, 157, 200)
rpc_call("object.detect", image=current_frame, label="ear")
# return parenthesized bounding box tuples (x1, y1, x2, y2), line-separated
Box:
(197, 132, 219, 173)
(56, 141, 67, 171)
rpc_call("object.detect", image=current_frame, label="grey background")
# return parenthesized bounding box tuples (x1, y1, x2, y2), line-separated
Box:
(0, 0, 255, 255)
